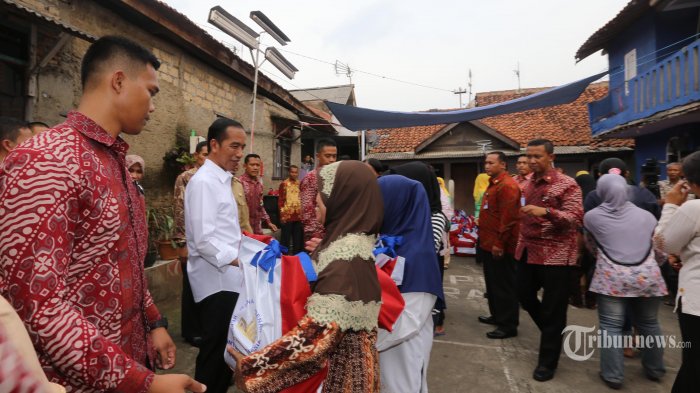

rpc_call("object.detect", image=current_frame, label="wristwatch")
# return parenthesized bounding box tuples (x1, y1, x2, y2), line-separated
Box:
(149, 317, 169, 331)
(545, 208, 551, 216)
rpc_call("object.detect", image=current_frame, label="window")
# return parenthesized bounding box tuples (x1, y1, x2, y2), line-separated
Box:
(273, 138, 291, 180)
(0, 24, 28, 118)
(624, 49, 637, 95)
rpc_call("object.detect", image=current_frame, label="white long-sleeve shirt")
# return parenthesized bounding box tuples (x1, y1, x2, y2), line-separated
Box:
(655, 200, 700, 317)
(185, 159, 243, 302)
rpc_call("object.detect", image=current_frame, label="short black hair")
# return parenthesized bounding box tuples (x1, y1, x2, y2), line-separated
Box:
(487, 151, 507, 164)
(244, 153, 261, 164)
(81, 36, 161, 90)
(195, 141, 208, 153)
(316, 138, 337, 153)
(0, 116, 29, 143)
(682, 151, 700, 186)
(207, 117, 244, 151)
(364, 158, 385, 174)
(667, 162, 682, 168)
(28, 121, 49, 130)
(517, 154, 528, 159)
(527, 139, 554, 154)
(289, 164, 299, 170)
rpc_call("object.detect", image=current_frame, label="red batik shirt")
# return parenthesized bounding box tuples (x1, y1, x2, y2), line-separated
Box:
(512, 172, 532, 192)
(479, 172, 522, 256)
(0, 111, 161, 392)
(278, 178, 302, 223)
(300, 169, 325, 241)
(515, 168, 583, 266)
(238, 173, 271, 234)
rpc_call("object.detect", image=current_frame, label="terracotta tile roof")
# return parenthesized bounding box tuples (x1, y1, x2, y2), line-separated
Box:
(371, 124, 445, 153)
(369, 82, 633, 154)
(477, 82, 633, 149)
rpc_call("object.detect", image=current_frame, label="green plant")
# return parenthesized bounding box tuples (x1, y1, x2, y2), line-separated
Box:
(163, 147, 194, 174)
(147, 207, 184, 248)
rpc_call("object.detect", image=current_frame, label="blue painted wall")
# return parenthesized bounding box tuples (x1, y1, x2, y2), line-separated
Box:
(607, 13, 656, 93)
(655, 9, 697, 62)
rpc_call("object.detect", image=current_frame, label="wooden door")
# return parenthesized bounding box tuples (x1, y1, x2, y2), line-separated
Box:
(451, 163, 479, 215)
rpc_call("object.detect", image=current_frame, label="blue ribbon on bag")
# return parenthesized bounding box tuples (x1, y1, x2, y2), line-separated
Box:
(251, 239, 287, 283)
(295, 252, 318, 282)
(373, 235, 404, 258)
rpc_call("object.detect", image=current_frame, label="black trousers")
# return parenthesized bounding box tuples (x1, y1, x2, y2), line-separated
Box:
(517, 254, 572, 370)
(482, 250, 519, 332)
(672, 301, 700, 393)
(433, 254, 446, 327)
(281, 220, 303, 255)
(194, 291, 239, 393)
(180, 259, 201, 339)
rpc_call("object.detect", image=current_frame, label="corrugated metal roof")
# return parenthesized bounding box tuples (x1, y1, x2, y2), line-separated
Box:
(2, 0, 97, 42)
(367, 146, 632, 161)
(290, 85, 355, 105)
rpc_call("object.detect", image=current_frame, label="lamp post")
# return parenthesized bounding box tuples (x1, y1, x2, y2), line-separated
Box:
(208, 6, 297, 153)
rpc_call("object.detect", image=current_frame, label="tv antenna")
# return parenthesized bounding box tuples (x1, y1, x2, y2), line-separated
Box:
(335, 60, 353, 83)
(476, 140, 492, 155)
(467, 68, 473, 106)
(513, 62, 521, 93)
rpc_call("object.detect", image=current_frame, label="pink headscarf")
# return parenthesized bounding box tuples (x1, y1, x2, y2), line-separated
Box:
(125, 155, 145, 173)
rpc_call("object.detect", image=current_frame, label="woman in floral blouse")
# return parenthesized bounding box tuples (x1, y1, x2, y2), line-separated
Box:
(584, 174, 667, 389)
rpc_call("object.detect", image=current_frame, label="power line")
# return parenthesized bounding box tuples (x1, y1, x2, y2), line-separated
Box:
(197, 22, 454, 93)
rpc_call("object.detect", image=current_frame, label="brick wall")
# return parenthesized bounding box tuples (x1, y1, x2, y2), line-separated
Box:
(16, 0, 302, 207)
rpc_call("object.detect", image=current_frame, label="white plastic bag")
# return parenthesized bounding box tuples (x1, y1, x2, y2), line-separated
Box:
(224, 236, 283, 368)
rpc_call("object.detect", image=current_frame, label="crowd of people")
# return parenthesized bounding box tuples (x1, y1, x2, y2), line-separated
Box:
(0, 35, 699, 393)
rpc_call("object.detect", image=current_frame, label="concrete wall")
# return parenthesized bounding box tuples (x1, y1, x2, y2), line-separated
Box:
(15, 0, 301, 206)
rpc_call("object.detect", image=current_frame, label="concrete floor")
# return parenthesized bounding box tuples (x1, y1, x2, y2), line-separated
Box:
(156, 256, 682, 392)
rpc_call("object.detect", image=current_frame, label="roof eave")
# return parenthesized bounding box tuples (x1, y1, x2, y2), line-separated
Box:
(575, 0, 653, 62)
(102, 0, 312, 116)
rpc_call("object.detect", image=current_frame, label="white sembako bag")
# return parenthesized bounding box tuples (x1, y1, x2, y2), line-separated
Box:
(224, 235, 284, 368)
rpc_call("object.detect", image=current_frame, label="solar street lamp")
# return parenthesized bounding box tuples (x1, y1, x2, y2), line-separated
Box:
(208, 7, 297, 153)
(250, 11, 290, 46)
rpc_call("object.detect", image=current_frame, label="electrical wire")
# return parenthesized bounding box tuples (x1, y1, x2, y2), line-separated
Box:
(196, 22, 454, 93)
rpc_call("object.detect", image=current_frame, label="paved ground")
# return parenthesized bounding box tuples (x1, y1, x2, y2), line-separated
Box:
(157, 256, 682, 392)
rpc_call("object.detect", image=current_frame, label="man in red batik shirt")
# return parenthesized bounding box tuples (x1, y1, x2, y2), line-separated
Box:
(239, 153, 278, 235)
(278, 165, 303, 254)
(516, 139, 583, 383)
(478, 151, 521, 340)
(513, 154, 533, 191)
(0, 36, 204, 393)
(300, 138, 337, 243)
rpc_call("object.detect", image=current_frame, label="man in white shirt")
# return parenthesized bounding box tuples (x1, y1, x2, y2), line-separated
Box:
(185, 117, 246, 393)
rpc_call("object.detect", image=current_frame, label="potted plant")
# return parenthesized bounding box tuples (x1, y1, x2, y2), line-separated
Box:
(147, 207, 186, 261)
(163, 147, 196, 178)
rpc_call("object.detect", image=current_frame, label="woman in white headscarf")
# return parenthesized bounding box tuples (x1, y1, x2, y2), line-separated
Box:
(654, 151, 700, 393)
(584, 174, 667, 389)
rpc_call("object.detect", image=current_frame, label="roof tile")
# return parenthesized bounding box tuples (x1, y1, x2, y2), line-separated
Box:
(369, 82, 633, 154)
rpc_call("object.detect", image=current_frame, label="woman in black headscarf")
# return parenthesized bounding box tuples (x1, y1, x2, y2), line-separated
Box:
(389, 161, 449, 334)
(575, 171, 596, 201)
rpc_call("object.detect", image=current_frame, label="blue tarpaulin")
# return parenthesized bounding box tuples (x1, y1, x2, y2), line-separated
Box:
(326, 71, 608, 131)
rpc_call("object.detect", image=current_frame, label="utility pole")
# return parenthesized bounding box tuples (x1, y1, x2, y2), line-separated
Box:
(453, 87, 467, 108)
(513, 62, 521, 93)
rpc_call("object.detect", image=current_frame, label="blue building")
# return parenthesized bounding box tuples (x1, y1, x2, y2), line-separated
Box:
(577, 0, 700, 181)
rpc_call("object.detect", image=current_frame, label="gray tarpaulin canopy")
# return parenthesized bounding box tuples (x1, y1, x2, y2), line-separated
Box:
(325, 71, 608, 131)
